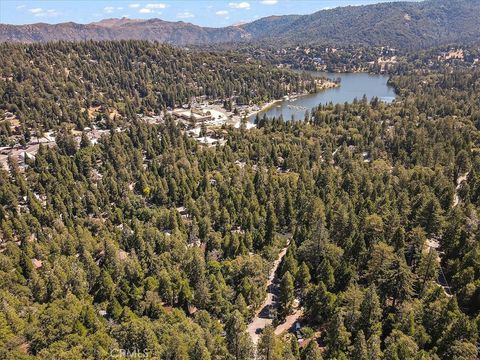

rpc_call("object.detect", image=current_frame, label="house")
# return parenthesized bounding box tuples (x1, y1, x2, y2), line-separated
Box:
(176, 206, 189, 219)
(172, 109, 212, 123)
(31, 259, 43, 269)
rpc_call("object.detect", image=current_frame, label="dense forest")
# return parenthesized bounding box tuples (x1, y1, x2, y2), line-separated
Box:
(1, 40, 480, 359)
(209, 43, 480, 74)
(0, 41, 314, 140)
(239, 0, 480, 49)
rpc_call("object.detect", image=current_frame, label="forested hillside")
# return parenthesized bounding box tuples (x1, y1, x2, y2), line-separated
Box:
(0, 41, 479, 358)
(0, 41, 314, 138)
(1, 0, 480, 49)
(242, 0, 480, 48)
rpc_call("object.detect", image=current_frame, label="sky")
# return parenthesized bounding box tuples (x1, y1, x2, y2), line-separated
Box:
(1, 0, 420, 27)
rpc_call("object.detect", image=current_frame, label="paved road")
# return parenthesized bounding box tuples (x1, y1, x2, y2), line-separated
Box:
(248, 240, 290, 344)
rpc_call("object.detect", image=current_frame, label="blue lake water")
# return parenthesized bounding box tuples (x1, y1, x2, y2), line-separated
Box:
(250, 72, 396, 121)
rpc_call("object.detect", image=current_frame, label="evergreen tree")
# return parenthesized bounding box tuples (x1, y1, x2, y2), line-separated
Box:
(304, 282, 336, 324)
(235, 294, 249, 320)
(265, 202, 277, 245)
(317, 258, 335, 290)
(326, 312, 351, 359)
(366, 332, 382, 360)
(257, 325, 282, 360)
(296, 262, 311, 291)
(351, 330, 368, 360)
(225, 310, 254, 360)
(358, 285, 382, 338)
(301, 340, 323, 360)
(417, 197, 444, 236)
(279, 271, 295, 319)
(387, 255, 415, 308)
(383, 330, 418, 360)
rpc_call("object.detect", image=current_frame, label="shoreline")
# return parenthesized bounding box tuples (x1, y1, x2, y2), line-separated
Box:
(246, 78, 340, 122)
(247, 99, 283, 120)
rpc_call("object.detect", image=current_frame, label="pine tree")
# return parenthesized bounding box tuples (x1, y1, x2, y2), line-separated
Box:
(301, 340, 323, 360)
(326, 312, 351, 359)
(317, 258, 335, 290)
(284, 191, 294, 228)
(290, 336, 300, 359)
(383, 330, 418, 360)
(351, 330, 368, 360)
(386, 255, 415, 308)
(279, 271, 295, 319)
(19, 251, 33, 279)
(358, 285, 382, 338)
(304, 281, 336, 324)
(366, 332, 382, 360)
(417, 197, 444, 236)
(296, 262, 311, 291)
(190, 340, 211, 360)
(438, 313, 478, 359)
(265, 202, 277, 245)
(80, 132, 91, 148)
(365, 242, 395, 303)
(455, 149, 471, 179)
(257, 325, 281, 360)
(391, 227, 406, 252)
(281, 249, 299, 279)
(364, 214, 384, 248)
(225, 310, 254, 360)
(235, 294, 249, 320)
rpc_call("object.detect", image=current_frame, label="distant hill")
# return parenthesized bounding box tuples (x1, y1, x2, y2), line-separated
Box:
(0, 18, 250, 45)
(1, 0, 479, 48)
(242, 0, 480, 48)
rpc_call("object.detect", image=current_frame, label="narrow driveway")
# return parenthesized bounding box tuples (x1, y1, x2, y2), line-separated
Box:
(274, 308, 303, 336)
(248, 240, 290, 344)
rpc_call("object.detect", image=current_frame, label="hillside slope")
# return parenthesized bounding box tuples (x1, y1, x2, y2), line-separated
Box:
(0, 18, 250, 45)
(1, 0, 479, 48)
(243, 0, 480, 48)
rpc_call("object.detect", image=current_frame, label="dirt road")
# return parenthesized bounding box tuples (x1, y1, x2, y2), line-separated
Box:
(274, 308, 303, 336)
(248, 240, 290, 344)
(425, 173, 469, 297)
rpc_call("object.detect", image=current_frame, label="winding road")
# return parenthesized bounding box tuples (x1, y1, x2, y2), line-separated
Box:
(426, 172, 469, 297)
(248, 239, 290, 344)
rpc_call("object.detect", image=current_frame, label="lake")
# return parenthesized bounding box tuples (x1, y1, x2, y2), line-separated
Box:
(250, 72, 396, 122)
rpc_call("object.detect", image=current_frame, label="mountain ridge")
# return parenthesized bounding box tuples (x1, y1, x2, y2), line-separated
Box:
(1, 0, 479, 48)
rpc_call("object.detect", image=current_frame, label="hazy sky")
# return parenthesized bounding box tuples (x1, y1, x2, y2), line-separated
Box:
(1, 0, 421, 27)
